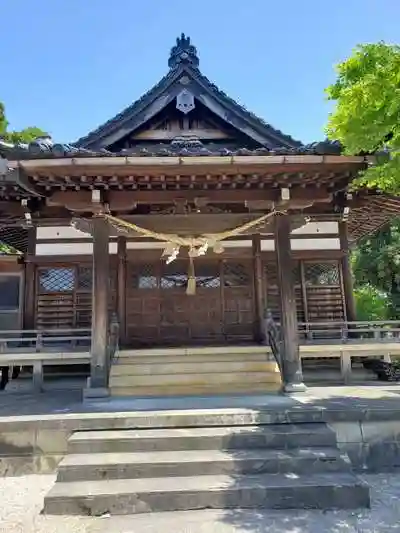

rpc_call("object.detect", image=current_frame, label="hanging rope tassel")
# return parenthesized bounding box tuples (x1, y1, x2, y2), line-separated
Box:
(186, 256, 196, 296)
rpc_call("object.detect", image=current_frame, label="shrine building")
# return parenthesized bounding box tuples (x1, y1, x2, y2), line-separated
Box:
(1, 34, 399, 397)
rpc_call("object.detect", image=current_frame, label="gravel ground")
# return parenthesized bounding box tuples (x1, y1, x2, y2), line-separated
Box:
(1, 474, 400, 532)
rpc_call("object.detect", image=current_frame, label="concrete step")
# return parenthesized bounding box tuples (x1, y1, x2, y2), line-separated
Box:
(110, 360, 277, 376)
(110, 371, 281, 388)
(57, 447, 350, 482)
(68, 424, 337, 454)
(43, 472, 370, 515)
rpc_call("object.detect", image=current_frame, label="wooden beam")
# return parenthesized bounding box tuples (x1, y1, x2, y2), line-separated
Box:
(47, 187, 332, 210)
(90, 216, 110, 390)
(274, 214, 306, 392)
(23, 227, 36, 329)
(117, 236, 127, 346)
(339, 221, 357, 322)
(133, 129, 231, 140)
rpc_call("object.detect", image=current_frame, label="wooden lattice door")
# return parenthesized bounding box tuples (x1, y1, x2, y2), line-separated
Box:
(126, 259, 224, 345)
(126, 257, 260, 346)
(222, 260, 254, 342)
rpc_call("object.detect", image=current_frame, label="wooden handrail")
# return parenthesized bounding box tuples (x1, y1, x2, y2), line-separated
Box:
(0, 328, 92, 355)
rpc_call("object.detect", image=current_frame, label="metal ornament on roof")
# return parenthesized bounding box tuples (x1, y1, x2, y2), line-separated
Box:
(176, 89, 195, 114)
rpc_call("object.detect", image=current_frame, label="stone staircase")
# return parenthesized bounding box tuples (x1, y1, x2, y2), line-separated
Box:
(43, 419, 370, 515)
(109, 346, 282, 397)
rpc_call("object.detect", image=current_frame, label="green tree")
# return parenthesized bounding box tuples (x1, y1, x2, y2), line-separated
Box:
(326, 42, 400, 193)
(351, 221, 400, 317)
(0, 102, 46, 254)
(353, 284, 389, 321)
(0, 101, 46, 144)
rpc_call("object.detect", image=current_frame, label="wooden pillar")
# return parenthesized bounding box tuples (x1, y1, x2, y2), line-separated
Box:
(274, 214, 306, 392)
(339, 221, 357, 323)
(252, 234, 264, 343)
(117, 236, 127, 346)
(89, 216, 110, 390)
(23, 227, 36, 329)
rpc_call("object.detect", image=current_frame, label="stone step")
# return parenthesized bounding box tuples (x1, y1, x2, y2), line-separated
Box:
(43, 472, 370, 515)
(68, 424, 337, 454)
(110, 360, 277, 376)
(110, 382, 281, 397)
(57, 447, 350, 482)
(110, 371, 281, 388)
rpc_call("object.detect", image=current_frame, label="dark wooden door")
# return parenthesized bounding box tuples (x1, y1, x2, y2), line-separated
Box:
(126, 258, 254, 346)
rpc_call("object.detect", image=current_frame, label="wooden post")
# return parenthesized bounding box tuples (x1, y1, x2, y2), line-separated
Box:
(89, 216, 110, 391)
(23, 227, 36, 329)
(339, 221, 357, 323)
(252, 234, 264, 343)
(117, 236, 127, 346)
(274, 214, 306, 392)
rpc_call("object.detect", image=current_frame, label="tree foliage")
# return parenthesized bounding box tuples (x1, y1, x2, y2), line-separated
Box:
(351, 221, 400, 317)
(326, 42, 400, 193)
(0, 101, 46, 144)
(0, 102, 46, 255)
(353, 284, 389, 321)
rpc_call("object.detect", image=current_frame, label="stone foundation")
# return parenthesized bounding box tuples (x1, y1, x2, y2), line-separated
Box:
(0, 407, 400, 476)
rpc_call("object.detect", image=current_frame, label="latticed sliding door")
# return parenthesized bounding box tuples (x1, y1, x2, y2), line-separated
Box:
(222, 261, 254, 342)
(264, 260, 305, 322)
(35, 264, 117, 330)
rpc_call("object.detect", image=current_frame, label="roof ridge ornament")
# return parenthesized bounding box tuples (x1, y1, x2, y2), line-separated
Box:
(168, 33, 199, 69)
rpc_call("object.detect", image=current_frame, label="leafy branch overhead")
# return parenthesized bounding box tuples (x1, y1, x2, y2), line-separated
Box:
(0, 101, 46, 144)
(326, 42, 400, 193)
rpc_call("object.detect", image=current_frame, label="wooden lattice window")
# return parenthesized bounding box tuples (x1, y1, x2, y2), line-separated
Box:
(38, 267, 75, 293)
(161, 262, 188, 289)
(264, 260, 304, 322)
(35, 264, 116, 330)
(304, 263, 340, 286)
(303, 261, 344, 322)
(223, 262, 250, 287)
(194, 262, 220, 289)
(130, 263, 158, 289)
(36, 267, 76, 329)
(75, 266, 93, 329)
(77, 266, 92, 290)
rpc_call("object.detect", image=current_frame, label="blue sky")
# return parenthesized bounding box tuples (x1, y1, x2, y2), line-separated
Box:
(2, 0, 399, 144)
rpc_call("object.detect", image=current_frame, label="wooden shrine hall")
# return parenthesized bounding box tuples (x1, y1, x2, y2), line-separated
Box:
(1, 34, 400, 396)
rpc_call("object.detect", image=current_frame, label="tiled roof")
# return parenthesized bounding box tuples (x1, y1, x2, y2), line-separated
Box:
(0, 137, 344, 160)
(74, 35, 302, 150)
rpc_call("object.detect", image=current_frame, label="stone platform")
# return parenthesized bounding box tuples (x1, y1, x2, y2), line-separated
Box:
(1, 384, 400, 477)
